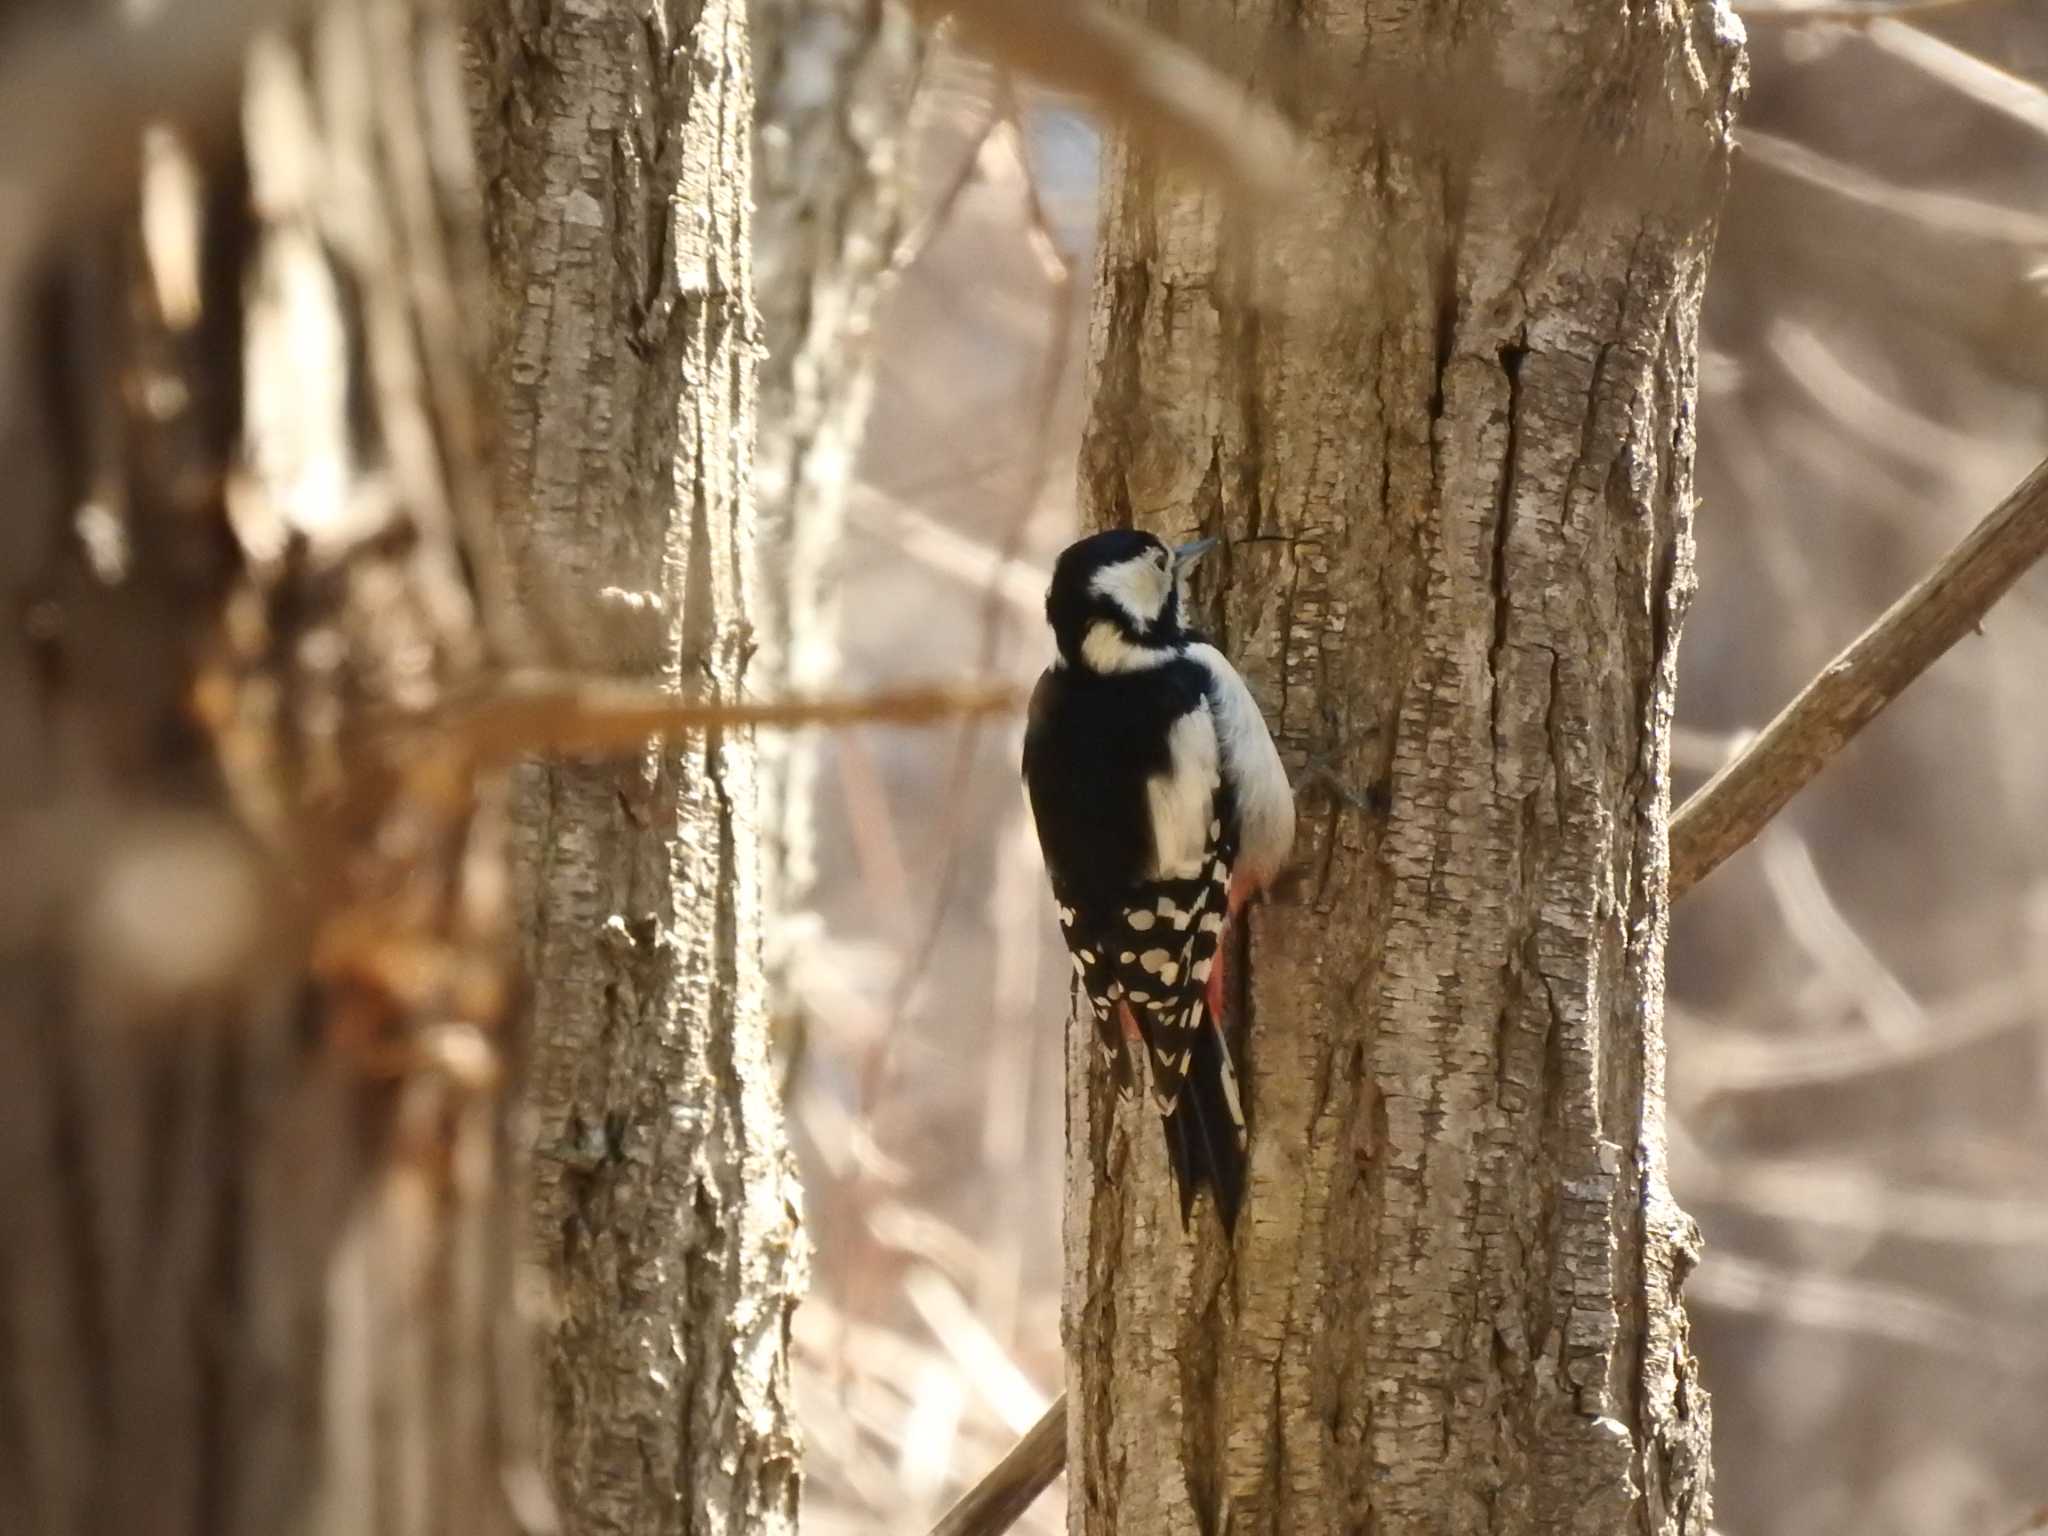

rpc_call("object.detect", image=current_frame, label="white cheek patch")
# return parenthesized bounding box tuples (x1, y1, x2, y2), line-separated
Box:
(1088, 554, 1171, 626)
(1147, 706, 1219, 879)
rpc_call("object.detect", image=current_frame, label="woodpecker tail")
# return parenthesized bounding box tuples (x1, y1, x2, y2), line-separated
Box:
(1161, 1019, 1247, 1235)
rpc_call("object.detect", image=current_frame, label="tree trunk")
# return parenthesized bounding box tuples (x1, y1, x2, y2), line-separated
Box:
(1066, 4, 1746, 1533)
(748, 0, 921, 1026)
(0, 5, 532, 1536)
(469, 5, 804, 1535)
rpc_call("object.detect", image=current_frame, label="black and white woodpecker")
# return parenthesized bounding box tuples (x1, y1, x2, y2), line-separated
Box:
(1021, 529, 1295, 1234)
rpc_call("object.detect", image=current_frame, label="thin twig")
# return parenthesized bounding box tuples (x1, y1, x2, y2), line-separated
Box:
(1670, 453, 2048, 897)
(434, 674, 1027, 770)
(890, 92, 1006, 274)
(926, 1394, 1066, 1536)
(1682, 972, 2035, 1098)
(1687, 1253, 2021, 1362)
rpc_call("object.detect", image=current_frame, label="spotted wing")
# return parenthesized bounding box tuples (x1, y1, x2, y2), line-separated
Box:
(1056, 900, 1137, 1091)
(1109, 838, 1232, 1116)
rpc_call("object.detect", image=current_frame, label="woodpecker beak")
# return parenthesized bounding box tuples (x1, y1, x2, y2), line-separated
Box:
(1172, 537, 1219, 570)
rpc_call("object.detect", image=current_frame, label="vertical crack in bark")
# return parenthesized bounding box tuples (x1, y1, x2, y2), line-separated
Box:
(1489, 334, 1528, 793)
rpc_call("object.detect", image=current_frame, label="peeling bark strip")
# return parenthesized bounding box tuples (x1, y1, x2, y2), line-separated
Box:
(0, 5, 531, 1536)
(470, 5, 805, 1536)
(1067, 3, 1746, 1534)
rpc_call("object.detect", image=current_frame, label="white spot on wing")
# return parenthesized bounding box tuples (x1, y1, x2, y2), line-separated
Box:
(1126, 909, 1155, 931)
(1218, 1045, 1246, 1131)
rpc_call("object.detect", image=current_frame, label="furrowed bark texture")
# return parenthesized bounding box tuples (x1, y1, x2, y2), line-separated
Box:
(471, 5, 804, 1534)
(0, 5, 530, 1536)
(1066, 3, 1746, 1533)
(748, 0, 920, 1016)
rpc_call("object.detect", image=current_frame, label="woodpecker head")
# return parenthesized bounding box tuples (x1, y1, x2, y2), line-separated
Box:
(1044, 530, 1217, 674)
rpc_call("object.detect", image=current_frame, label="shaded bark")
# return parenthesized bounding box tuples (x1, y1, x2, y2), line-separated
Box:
(469, 4, 804, 1534)
(1065, 2, 1746, 1533)
(0, 4, 531, 1536)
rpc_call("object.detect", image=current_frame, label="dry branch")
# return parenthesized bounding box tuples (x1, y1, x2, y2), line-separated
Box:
(911, 0, 1307, 208)
(1739, 0, 2008, 19)
(1861, 16, 2048, 137)
(926, 1395, 1066, 1536)
(439, 674, 1029, 770)
(1670, 452, 2048, 896)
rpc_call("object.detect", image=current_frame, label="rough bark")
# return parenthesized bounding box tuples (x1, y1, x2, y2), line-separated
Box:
(1066, 4, 1746, 1534)
(748, 0, 921, 1020)
(469, 5, 805, 1535)
(0, 5, 531, 1536)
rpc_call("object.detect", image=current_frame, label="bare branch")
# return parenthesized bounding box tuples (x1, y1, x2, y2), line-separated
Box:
(1726, 129, 2048, 388)
(1687, 1254, 2023, 1361)
(1670, 454, 2048, 897)
(926, 1393, 1066, 1536)
(1738, 0, 2007, 20)
(1680, 972, 2035, 1098)
(1862, 16, 2048, 138)
(433, 674, 1028, 771)
(910, 0, 1308, 209)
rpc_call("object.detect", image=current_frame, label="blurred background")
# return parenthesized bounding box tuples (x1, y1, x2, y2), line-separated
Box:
(782, 9, 2048, 1533)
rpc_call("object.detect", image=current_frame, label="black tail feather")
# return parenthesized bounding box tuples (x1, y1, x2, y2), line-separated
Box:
(1161, 1025, 1246, 1235)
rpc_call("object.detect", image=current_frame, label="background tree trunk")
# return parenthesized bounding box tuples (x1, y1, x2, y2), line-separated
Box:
(469, 5, 804, 1534)
(1066, 3, 1746, 1533)
(0, 4, 533, 1535)
(748, 0, 921, 1035)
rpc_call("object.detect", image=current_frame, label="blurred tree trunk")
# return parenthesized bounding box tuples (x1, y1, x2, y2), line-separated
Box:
(1066, 3, 1745, 1533)
(469, 5, 804, 1535)
(749, 0, 920, 1034)
(0, 5, 532, 1536)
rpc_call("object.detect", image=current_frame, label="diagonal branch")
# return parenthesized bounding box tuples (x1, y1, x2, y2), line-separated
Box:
(926, 1394, 1066, 1536)
(1670, 452, 2048, 897)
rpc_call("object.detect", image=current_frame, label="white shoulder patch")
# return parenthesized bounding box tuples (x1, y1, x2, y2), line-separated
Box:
(1081, 620, 1174, 674)
(1147, 705, 1220, 879)
(1182, 641, 1295, 884)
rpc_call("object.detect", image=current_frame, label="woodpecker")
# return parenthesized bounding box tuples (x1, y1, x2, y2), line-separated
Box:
(1021, 529, 1295, 1234)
